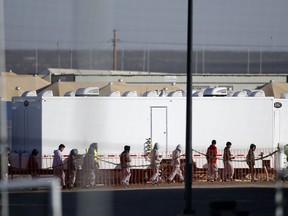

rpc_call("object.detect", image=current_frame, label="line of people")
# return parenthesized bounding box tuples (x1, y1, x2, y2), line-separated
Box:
(52, 143, 100, 189)
(27, 142, 185, 188)
(120, 142, 185, 187)
(24, 143, 99, 190)
(206, 139, 257, 182)
(2, 142, 185, 188)
(2, 140, 260, 187)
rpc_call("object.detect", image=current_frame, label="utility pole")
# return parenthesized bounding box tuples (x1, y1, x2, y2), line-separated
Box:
(35, 48, 38, 74)
(57, 42, 60, 72)
(70, 49, 73, 69)
(113, 29, 117, 71)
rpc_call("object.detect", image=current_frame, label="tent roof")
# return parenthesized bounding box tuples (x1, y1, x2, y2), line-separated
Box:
(40, 81, 184, 96)
(40, 81, 107, 96)
(41, 68, 172, 76)
(0, 72, 50, 101)
(260, 82, 288, 98)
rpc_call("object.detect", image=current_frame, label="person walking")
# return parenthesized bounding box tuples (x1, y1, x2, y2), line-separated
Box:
(0, 147, 10, 181)
(246, 143, 257, 182)
(27, 149, 39, 178)
(284, 144, 288, 162)
(52, 144, 66, 188)
(91, 143, 100, 184)
(206, 140, 218, 182)
(150, 143, 162, 185)
(223, 142, 235, 182)
(168, 144, 184, 183)
(67, 149, 78, 189)
(120, 145, 132, 187)
(83, 143, 99, 187)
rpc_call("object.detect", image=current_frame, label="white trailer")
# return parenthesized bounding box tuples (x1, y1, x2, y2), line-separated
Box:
(11, 94, 288, 169)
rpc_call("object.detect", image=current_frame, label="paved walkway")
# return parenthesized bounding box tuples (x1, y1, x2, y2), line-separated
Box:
(62, 179, 288, 191)
(3, 180, 288, 216)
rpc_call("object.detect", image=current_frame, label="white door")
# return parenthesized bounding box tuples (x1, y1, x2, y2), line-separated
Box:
(151, 107, 167, 155)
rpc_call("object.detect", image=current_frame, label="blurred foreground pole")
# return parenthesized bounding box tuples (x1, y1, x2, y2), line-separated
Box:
(0, 0, 9, 213)
(275, 146, 284, 216)
(184, 0, 194, 215)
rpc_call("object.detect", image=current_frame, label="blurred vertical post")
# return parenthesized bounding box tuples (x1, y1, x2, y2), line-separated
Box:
(275, 145, 284, 216)
(184, 0, 194, 215)
(0, 0, 8, 177)
(0, 0, 9, 215)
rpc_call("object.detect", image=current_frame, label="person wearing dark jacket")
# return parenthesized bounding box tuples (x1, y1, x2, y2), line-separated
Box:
(120, 145, 132, 187)
(68, 149, 78, 189)
(27, 149, 39, 178)
(246, 143, 257, 182)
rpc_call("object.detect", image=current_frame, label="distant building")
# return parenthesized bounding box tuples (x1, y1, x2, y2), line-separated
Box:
(41, 68, 288, 93)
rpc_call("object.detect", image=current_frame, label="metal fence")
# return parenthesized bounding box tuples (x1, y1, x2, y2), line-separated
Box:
(5, 46, 288, 74)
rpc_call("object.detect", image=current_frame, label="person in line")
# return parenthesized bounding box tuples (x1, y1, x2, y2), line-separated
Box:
(52, 144, 66, 188)
(83, 143, 99, 187)
(246, 143, 257, 182)
(27, 149, 39, 179)
(168, 144, 184, 183)
(284, 144, 288, 162)
(223, 142, 235, 182)
(67, 148, 78, 189)
(206, 140, 218, 182)
(120, 145, 132, 187)
(92, 143, 100, 185)
(150, 143, 162, 185)
(0, 147, 10, 181)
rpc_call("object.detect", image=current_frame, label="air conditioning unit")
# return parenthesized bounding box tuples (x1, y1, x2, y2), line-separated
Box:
(192, 91, 203, 97)
(280, 93, 288, 99)
(226, 92, 234, 97)
(167, 90, 184, 97)
(203, 87, 227, 97)
(38, 90, 53, 97)
(233, 91, 248, 97)
(75, 87, 99, 96)
(21, 90, 37, 97)
(64, 91, 76, 97)
(108, 91, 121, 97)
(248, 90, 265, 97)
(141, 91, 158, 97)
(123, 90, 137, 97)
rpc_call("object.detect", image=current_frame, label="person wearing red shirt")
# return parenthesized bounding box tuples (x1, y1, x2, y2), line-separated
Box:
(206, 140, 218, 182)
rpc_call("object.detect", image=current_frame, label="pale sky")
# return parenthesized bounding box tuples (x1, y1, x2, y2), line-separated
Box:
(3, 0, 288, 50)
